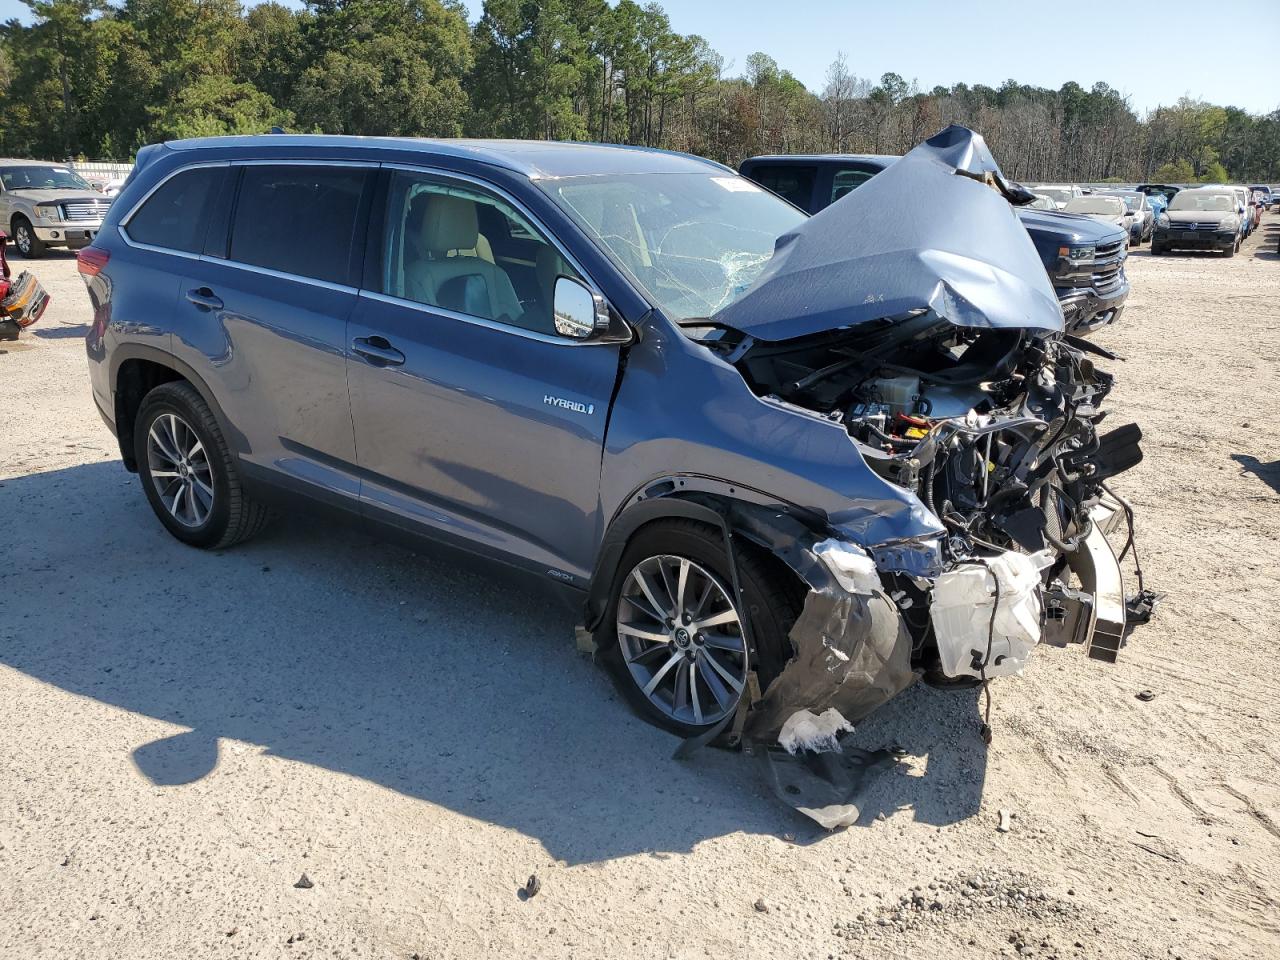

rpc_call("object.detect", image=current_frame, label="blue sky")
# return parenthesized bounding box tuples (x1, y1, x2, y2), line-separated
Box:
(2, 0, 1276, 114)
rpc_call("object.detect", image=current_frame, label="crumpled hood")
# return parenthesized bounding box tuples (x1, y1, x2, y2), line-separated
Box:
(713, 125, 1064, 342)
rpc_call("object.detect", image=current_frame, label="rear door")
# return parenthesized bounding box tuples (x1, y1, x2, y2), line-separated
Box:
(170, 162, 374, 507)
(346, 167, 622, 583)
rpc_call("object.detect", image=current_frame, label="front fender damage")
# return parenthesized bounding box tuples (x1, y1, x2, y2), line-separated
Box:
(702, 505, 921, 829)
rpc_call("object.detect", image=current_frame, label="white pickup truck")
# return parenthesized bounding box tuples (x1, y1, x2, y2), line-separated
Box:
(0, 160, 112, 257)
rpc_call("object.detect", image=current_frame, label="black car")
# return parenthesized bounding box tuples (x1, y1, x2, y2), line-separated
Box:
(740, 155, 1129, 335)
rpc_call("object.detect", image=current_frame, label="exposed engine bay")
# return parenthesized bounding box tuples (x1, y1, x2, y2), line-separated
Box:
(695, 313, 1150, 684)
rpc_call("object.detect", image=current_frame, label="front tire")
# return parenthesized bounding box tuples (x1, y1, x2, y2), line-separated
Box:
(600, 519, 802, 740)
(134, 381, 269, 548)
(11, 217, 45, 258)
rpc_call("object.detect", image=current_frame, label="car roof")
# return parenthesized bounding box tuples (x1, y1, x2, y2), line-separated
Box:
(0, 158, 73, 166)
(161, 135, 732, 178)
(741, 154, 898, 164)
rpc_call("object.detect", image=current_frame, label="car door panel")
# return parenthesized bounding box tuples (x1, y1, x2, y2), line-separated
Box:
(348, 294, 619, 581)
(170, 262, 360, 500)
(168, 163, 372, 507)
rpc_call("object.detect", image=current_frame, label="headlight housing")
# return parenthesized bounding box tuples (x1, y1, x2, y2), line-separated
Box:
(1157, 213, 1169, 228)
(34, 203, 62, 222)
(1220, 217, 1239, 232)
(1059, 244, 1095, 263)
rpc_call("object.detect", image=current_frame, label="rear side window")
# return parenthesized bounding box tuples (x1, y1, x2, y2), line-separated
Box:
(831, 168, 877, 202)
(744, 164, 816, 210)
(126, 167, 222, 253)
(228, 166, 367, 283)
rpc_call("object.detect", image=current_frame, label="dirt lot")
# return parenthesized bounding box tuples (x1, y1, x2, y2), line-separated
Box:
(2, 223, 1279, 960)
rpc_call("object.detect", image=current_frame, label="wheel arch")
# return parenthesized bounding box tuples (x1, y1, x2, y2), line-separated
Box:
(583, 475, 831, 633)
(110, 344, 239, 472)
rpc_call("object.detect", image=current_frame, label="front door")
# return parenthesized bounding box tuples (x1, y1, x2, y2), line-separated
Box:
(347, 169, 621, 583)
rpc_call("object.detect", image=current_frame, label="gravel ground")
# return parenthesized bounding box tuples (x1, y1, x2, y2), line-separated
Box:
(2, 222, 1279, 960)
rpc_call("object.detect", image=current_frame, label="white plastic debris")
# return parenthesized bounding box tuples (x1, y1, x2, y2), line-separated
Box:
(778, 707, 854, 755)
(929, 550, 1053, 679)
(813, 539, 880, 595)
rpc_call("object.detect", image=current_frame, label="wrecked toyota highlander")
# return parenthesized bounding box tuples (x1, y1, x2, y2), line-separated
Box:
(82, 127, 1149, 822)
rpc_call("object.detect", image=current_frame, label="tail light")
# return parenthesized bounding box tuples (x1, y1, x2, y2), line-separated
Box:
(77, 246, 110, 278)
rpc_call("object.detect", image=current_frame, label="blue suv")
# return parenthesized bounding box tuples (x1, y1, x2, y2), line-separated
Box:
(81, 129, 1144, 750)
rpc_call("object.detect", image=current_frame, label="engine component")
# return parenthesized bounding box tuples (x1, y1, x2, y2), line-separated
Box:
(928, 550, 1052, 679)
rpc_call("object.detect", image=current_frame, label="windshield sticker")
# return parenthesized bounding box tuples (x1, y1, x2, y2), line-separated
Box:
(712, 177, 761, 193)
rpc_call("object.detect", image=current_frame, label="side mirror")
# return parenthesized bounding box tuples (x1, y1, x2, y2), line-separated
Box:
(553, 275, 621, 342)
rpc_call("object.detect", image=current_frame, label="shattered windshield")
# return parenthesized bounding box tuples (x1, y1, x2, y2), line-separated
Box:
(539, 172, 805, 321)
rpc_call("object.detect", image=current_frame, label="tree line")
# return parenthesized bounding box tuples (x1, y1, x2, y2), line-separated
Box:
(2, 0, 1278, 183)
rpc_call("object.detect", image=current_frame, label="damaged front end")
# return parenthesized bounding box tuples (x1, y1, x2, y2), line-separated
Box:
(683, 127, 1153, 826)
(727, 313, 1146, 683)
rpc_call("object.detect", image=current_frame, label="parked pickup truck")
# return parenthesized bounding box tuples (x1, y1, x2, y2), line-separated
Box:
(739, 154, 1130, 335)
(0, 160, 112, 257)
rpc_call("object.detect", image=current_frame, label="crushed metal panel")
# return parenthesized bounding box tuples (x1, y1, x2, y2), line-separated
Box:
(1069, 508, 1128, 663)
(711, 125, 1064, 342)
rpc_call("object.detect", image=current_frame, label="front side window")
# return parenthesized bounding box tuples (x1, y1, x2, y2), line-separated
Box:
(229, 166, 367, 283)
(381, 171, 579, 335)
(0, 165, 92, 191)
(125, 167, 221, 253)
(831, 168, 878, 202)
(540, 172, 806, 321)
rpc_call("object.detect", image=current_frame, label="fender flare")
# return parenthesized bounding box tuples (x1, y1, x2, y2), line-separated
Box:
(583, 475, 832, 632)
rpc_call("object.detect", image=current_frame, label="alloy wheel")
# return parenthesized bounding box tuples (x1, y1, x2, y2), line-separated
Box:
(615, 555, 748, 727)
(146, 412, 214, 527)
(15, 224, 31, 255)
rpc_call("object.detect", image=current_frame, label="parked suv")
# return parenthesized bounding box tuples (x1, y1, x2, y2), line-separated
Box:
(0, 160, 111, 256)
(739, 154, 1129, 334)
(82, 128, 1143, 756)
(1151, 187, 1243, 255)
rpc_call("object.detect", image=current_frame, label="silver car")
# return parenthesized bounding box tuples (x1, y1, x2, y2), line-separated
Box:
(0, 160, 112, 257)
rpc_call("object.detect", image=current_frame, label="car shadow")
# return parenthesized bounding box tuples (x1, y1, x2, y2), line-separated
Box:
(33, 323, 91, 339)
(1232, 454, 1280, 495)
(0, 460, 987, 863)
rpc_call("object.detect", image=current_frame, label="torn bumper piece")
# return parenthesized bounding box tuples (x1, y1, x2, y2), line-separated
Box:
(740, 540, 916, 832)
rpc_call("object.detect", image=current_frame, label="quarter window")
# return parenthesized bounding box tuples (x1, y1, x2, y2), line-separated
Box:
(228, 166, 368, 283)
(126, 167, 222, 253)
(381, 171, 579, 336)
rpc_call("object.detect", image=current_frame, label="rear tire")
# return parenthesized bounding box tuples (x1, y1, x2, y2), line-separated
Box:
(600, 519, 803, 740)
(134, 381, 270, 549)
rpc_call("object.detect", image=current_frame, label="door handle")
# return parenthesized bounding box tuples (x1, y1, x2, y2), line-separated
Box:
(352, 335, 406, 367)
(185, 287, 223, 311)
